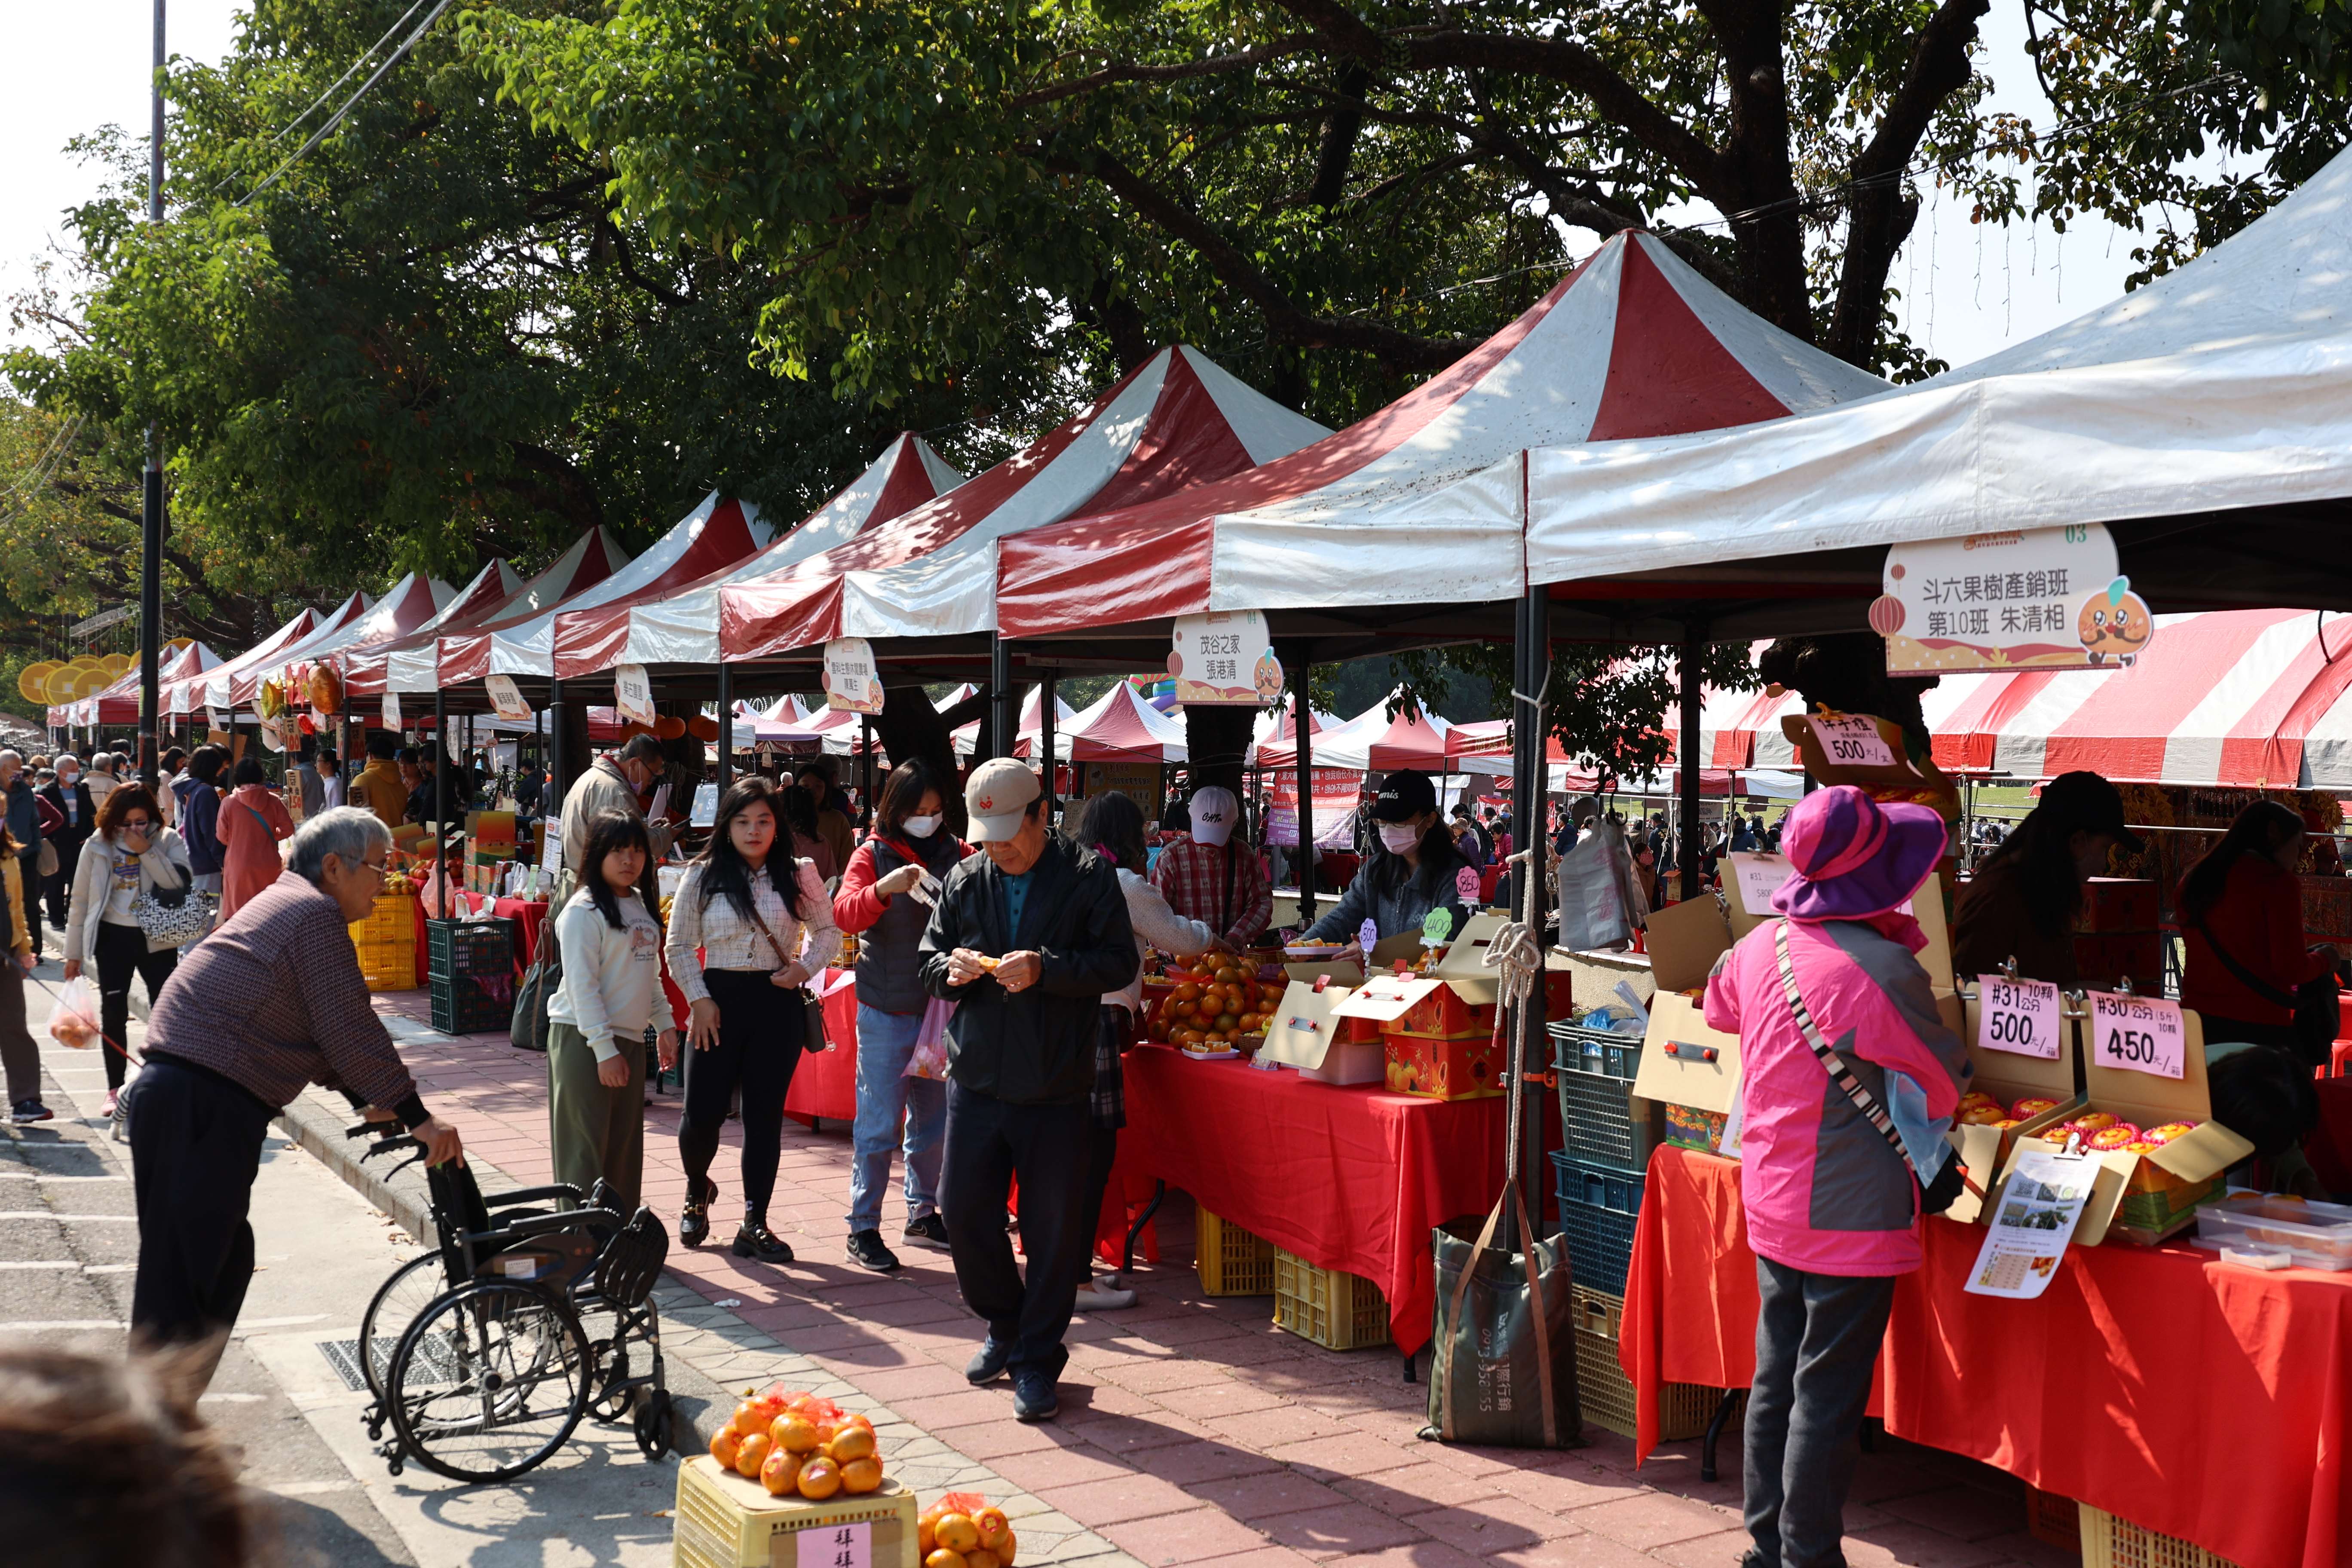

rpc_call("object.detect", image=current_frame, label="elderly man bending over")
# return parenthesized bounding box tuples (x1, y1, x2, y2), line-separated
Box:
(124, 807, 463, 1375)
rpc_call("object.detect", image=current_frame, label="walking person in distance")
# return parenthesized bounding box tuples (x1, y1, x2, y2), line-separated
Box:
(61, 786, 190, 1120)
(919, 760, 1137, 1421)
(664, 777, 839, 1262)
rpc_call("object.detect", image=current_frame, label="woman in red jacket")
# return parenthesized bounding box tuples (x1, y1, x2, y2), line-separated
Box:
(2179, 800, 2337, 1054)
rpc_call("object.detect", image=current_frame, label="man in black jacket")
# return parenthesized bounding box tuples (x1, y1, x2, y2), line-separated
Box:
(38, 754, 97, 933)
(919, 759, 1136, 1422)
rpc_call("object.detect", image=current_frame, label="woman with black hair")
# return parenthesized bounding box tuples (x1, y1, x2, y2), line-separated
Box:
(2179, 799, 2338, 1056)
(1298, 770, 1472, 950)
(1075, 789, 1218, 1311)
(546, 810, 677, 1208)
(773, 768, 840, 882)
(833, 759, 965, 1273)
(1951, 771, 2141, 987)
(664, 776, 840, 1260)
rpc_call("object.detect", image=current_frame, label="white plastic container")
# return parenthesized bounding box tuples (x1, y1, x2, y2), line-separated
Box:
(2194, 1194, 2352, 1271)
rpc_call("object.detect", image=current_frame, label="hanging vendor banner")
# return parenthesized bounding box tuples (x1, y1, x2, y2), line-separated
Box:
(485, 674, 532, 723)
(381, 690, 401, 731)
(1268, 767, 1360, 848)
(1082, 761, 1159, 803)
(1875, 523, 2153, 674)
(207, 706, 227, 732)
(613, 662, 658, 728)
(821, 637, 885, 714)
(1170, 611, 1283, 706)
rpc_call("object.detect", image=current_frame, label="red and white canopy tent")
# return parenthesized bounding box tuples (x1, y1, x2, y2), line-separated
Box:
(377, 527, 630, 695)
(1253, 694, 1458, 773)
(192, 594, 368, 717)
(715, 347, 1331, 665)
(438, 493, 773, 689)
(54, 640, 220, 729)
(233, 572, 454, 707)
(952, 686, 1080, 760)
(1054, 681, 1191, 764)
(162, 609, 317, 720)
(995, 230, 1889, 650)
(338, 557, 521, 695)
(554, 433, 964, 681)
(1247, 703, 1341, 766)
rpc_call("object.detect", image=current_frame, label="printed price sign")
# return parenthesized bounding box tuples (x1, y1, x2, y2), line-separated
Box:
(821, 637, 885, 714)
(1977, 974, 2061, 1060)
(1807, 714, 1896, 769)
(381, 690, 402, 730)
(613, 662, 657, 727)
(2086, 989, 2185, 1079)
(789, 1519, 870, 1568)
(1727, 852, 1793, 916)
(485, 674, 532, 723)
(1455, 865, 1482, 906)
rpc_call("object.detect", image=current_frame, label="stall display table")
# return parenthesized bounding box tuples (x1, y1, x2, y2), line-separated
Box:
(408, 891, 550, 988)
(1622, 1145, 2352, 1568)
(1121, 1044, 1507, 1357)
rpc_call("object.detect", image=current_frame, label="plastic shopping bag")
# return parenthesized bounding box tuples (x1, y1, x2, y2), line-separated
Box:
(47, 976, 103, 1050)
(906, 995, 955, 1081)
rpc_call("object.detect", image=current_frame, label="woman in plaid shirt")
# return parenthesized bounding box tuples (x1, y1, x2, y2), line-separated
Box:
(1075, 790, 1219, 1311)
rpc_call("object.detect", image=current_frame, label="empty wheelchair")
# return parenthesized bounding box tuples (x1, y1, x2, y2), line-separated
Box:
(352, 1123, 674, 1482)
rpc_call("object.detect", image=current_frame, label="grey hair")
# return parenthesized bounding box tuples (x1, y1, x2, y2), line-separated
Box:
(287, 806, 392, 884)
(55, 753, 78, 770)
(0, 751, 18, 768)
(617, 734, 664, 764)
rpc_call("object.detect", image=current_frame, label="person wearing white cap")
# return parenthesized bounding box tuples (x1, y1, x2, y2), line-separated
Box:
(1148, 784, 1270, 951)
(918, 759, 1138, 1422)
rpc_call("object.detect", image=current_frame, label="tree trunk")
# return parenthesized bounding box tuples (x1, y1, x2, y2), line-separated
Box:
(1182, 706, 1255, 799)
(875, 683, 988, 834)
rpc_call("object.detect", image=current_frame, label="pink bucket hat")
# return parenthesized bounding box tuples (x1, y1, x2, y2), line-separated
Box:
(1770, 785, 1948, 921)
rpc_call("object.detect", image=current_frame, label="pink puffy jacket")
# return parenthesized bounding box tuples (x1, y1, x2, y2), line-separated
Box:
(1703, 911, 1967, 1277)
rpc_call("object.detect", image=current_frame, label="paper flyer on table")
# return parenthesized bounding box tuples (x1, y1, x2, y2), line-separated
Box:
(1964, 1147, 2098, 1300)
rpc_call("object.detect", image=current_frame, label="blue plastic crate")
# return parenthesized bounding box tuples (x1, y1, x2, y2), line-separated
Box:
(1552, 1151, 1645, 1295)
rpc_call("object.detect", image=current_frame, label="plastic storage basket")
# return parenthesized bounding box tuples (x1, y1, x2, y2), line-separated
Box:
(1548, 1021, 1651, 1171)
(1570, 1286, 1725, 1442)
(2024, 1485, 2081, 1551)
(1196, 1206, 1277, 1296)
(430, 971, 513, 1036)
(2078, 1501, 2240, 1568)
(1272, 1248, 1390, 1351)
(1552, 1152, 1644, 1295)
(427, 918, 512, 978)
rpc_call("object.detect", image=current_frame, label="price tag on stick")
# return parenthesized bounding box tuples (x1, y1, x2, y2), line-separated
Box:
(2086, 990, 2185, 1079)
(1807, 714, 1896, 769)
(1977, 974, 2062, 1060)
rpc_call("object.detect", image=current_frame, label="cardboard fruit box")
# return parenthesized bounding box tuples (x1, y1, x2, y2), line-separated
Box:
(1260, 978, 1384, 1085)
(1381, 1029, 1504, 1100)
(1991, 1005, 2253, 1246)
(1632, 991, 1741, 1156)
(1940, 989, 2083, 1225)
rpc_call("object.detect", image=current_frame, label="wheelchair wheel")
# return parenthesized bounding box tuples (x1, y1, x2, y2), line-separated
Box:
(384, 1280, 591, 1483)
(633, 1389, 673, 1459)
(359, 1251, 452, 1407)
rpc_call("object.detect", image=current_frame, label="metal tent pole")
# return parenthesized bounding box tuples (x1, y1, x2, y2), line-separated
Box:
(1679, 622, 1705, 903)
(136, 0, 165, 789)
(1293, 655, 1317, 926)
(716, 663, 734, 792)
(433, 687, 449, 920)
(1514, 584, 1553, 1237)
(548, 676, 567, 812)
(1039, 674, 1057, 818)
(989, 634, 1014, 762)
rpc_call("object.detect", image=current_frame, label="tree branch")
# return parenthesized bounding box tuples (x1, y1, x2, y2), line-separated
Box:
(1012, 35, 1322, 107)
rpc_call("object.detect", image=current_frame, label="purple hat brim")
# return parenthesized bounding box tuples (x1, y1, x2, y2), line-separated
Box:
(1770, 802, 1950, 921)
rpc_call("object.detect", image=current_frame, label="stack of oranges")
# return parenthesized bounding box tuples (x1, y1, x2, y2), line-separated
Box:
(708, 1387, 886, 1499)
(919, 1492, 1017, 1568)
(1146, 963, 1274, 1053)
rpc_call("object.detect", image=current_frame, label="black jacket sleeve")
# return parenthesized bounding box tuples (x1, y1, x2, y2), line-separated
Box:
(916, 866, 977, 1001)
(1036, 858, 1139, 999)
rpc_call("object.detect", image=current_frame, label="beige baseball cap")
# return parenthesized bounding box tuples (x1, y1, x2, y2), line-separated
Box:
(965, 758, 1042, 842)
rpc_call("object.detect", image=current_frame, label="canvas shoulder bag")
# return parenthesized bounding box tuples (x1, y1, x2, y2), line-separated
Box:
(510, 902, 567, 1053)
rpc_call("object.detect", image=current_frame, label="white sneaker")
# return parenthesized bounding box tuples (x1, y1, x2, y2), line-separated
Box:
(1073, 1283, 1136, 1311)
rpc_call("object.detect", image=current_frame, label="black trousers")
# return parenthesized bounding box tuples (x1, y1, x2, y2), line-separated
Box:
(95, 921, 177, 1093)
(1745, 1256, 1898, 1568)
(678, 968, 805, 1219)
(940, 1078, 1091, 1377)
(126, 1055, 275, 1349)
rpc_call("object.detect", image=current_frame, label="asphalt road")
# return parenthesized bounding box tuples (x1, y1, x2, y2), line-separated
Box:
(2, 956, 679, 1568)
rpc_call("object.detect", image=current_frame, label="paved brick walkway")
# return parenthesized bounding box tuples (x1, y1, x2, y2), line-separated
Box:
(374, 993, 2077, 1568)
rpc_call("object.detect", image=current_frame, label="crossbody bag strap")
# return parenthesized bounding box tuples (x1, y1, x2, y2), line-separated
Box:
(2190, 916, 2300, 1010)
(1772, 920, 1919, 1178)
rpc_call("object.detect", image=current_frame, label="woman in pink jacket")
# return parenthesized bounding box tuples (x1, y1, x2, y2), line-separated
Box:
(214, 757, 295, 923)
(1703, 785, 1966, 1568)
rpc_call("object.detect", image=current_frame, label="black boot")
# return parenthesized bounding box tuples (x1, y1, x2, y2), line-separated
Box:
(733, 1218, 795, 1263)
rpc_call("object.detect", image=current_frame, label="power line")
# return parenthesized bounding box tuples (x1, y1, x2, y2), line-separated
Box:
(213, 0, 437, 193)
(236, 0, 456, 207)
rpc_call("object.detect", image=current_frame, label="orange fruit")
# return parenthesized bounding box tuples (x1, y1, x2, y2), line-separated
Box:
(919, 1522, 937, 1557)
(773, 1414, 819, 1453)
(974, 1508, 1011, 1552)
(935, 1515, 981, 1555)
(709, 1427, 741, 1469)
(730, 1399, 768, 1435)
(760, 1448, 802, 1496)
(839, 1456, 884, 1494)
(1214, 965, 1242, 983)
(1214, 1013, 1238, 1033)
(1173, 983, 1201, 1004)
(827, 1424, 876, 1464)
(735, 1431, 772, 1479)
(967, 1553, 1001, 1568)
(925, 1553, 966, 1568)
(1001, 1531, 1018, 1565)
(796, 1455, 842, 1500)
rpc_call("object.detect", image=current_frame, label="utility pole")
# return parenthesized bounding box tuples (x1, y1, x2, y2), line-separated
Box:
(136, 0, 166, 789)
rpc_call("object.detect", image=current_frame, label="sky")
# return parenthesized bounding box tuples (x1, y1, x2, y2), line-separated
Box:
(0, 1, 2189, 373)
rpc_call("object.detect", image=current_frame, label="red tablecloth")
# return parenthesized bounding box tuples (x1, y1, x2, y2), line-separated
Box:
(493, 897, 550, 974)
(1623, 1145, 2352, 1568)
(1478, 864, 1505, 903)
(1121, 1044, 1507, 1355)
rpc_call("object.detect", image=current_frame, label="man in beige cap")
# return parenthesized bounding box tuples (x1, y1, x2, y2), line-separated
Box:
(918, 759, 1136, 1422)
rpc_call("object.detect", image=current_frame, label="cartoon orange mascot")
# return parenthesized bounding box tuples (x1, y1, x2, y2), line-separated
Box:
(2078, 577, 2153, 667)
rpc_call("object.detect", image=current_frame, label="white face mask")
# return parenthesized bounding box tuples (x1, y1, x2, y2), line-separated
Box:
(902, 815, 941, 839)
(1378, 822, 1422, 854)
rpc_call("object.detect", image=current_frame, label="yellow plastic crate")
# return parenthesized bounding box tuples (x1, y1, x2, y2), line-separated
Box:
(2079, 1502, 2239, 1568)
(2025, 1485, 2081, 1552)
(1196, 1206, 1276, 1296)
(672, 1456, 918, 1568)
(1272, 1248, 1389, 1351)
(350, 892, 416, 944)
(353, 935, 417, 993)
(1571, 1286, 1725, 1442)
